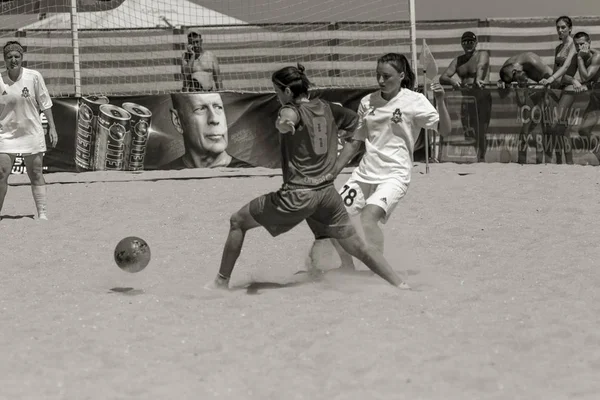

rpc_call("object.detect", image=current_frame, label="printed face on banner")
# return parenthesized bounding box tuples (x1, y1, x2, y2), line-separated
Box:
(170, 92, 228, 156)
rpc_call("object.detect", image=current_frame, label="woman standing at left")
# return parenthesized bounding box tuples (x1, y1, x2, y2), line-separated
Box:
(0, 41, 58, 220)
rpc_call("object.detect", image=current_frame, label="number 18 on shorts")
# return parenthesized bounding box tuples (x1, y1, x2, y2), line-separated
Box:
(339, 178, 407, 223)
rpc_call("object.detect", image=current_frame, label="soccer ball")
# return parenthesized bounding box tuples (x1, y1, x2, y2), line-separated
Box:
(114, 236, 151, 273)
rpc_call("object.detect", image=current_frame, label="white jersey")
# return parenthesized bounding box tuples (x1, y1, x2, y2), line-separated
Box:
(0, 67, 53, 154)
(351, 89, 439, 187)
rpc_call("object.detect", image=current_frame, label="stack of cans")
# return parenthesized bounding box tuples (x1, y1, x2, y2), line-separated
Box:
(75, 96, 152, 172)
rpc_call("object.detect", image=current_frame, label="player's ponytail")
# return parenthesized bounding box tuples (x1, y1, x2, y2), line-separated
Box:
(272, 64, 311, 98)
(377, 53, 416, 90)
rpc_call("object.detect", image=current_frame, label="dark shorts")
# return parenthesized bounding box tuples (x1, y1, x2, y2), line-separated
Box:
(249, 184, 355, 240)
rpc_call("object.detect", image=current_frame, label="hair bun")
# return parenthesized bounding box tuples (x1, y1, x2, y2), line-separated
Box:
(296, 63, 306, 74)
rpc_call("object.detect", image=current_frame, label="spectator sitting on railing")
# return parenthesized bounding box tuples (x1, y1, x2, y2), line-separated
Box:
(181, 28, 222, 92)
(439, 31, 492, 162)
(574, 31, 600, 163)
(498, 52, 556, 164)
(498, 52, 553, 88)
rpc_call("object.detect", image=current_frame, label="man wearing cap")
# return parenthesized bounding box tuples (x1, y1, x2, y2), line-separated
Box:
(440, 31, 492, 162)
(181, 28, 222, 92)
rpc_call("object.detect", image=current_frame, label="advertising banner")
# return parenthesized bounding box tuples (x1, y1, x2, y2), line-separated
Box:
(9, 87, 600, 175)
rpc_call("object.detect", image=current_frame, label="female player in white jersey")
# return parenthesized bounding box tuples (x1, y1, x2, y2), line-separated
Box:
(0, 41, 58, 220)
(308, 52, 451, 272)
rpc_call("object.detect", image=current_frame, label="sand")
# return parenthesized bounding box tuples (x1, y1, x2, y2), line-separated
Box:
(1, 162, 599, 400)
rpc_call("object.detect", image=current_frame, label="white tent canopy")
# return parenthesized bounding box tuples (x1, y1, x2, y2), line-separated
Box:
(22, 0, 247, 30)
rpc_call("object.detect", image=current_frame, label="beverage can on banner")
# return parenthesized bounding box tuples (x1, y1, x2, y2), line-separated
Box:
(121, 102, 152, 171)
(94, 104, 132, 171)
(75, 95, 110, 171)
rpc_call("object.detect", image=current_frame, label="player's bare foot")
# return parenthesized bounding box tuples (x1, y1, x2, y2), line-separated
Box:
(337, 263, 357, 272)
(204, 276, 229, 291)
(294, 267, 325, 280)
(38, 214, 48, 221)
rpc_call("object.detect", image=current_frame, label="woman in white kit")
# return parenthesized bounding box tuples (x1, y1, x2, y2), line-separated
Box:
(307, 53, 452, 273)
(0, 41, 58, 220)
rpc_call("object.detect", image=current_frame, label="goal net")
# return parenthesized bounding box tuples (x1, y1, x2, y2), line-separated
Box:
(0, 0, 415, 96)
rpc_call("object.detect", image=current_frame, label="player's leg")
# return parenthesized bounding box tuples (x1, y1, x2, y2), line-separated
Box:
(330, 238, 354, 268)
(211, 189, 315, 290)
(319, 177, 368, 270)
(23, 153, 47, 220)
(308, 186, 409, 288)
(0, 153, 16, 217)
(337, 233, 409, 288)
(360, 180, 407, 252)
(211, 202, 262, 289)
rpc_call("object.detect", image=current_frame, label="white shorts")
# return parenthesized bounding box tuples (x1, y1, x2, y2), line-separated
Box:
(339, 176, 407, 223)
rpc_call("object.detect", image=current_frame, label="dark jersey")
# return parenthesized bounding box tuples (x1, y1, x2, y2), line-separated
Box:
(279, 99, 358, 188)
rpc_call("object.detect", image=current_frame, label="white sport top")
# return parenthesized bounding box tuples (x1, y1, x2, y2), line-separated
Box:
(0, 67, 53, 154)
(351, 89, 439, 187)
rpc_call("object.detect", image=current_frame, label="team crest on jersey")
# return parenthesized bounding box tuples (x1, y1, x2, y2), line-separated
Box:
(391, 108, 402, 123)
(21, 87, 30, 98)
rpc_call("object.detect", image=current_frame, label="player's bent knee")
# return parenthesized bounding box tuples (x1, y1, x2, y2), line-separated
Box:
(360, 205, 385, 225)
(229, 212, 247, 231)
(229, 204, 259, 232)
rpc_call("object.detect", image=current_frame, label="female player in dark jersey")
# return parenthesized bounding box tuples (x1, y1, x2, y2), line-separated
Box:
(206, 64, 410, 291)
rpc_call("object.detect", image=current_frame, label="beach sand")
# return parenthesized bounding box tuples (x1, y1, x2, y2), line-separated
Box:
(1, 162, 599, 400)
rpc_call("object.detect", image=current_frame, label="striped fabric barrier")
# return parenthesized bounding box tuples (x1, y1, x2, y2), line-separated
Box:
(1, 16, 599, 96)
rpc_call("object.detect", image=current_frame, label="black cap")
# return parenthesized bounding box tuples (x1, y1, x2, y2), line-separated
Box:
(461, 31, 477, 41)
(187, 28, 202, 38)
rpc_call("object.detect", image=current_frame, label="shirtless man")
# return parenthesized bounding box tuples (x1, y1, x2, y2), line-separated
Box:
(182, 28, 222, 92)
(498, 52, 556, 164)
(440, 31, 492, 162)
(498, 52, 553, 86)
(574, 31, 600, 163)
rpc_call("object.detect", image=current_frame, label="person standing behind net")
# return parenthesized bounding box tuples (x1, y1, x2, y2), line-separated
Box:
(0, 41, 58, 220)
(206, 63, 410, 291)
(181, 29, 221, 92)
(306, 53, 451, 273)
(439, 31, 491, 162)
